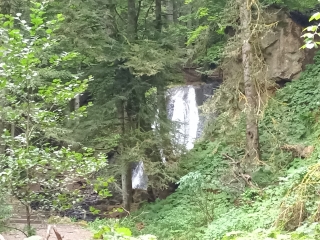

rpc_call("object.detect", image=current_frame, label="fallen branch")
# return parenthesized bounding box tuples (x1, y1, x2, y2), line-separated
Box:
(222, 153, 241, 166)
(2, 225, 28, 237)
(52, 226, 63, 240)
(121, 207, 130, 216)
(222, 154, 258, 188)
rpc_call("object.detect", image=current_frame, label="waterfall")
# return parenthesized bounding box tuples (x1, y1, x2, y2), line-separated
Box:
(132, 83, 220, 190)
(167, 86, 199, 150)
(132, 161, 148, 190)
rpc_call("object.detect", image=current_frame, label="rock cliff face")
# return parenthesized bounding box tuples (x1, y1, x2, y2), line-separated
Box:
(260, 9, 316, 81)
(223, 8, 316, 87)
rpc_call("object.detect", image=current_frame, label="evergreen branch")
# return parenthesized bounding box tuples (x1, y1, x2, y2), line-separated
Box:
(115, 8, 124, 22)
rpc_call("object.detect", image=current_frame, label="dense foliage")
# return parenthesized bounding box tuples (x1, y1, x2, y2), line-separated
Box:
(0, 2, 108, 235)
(117, 52, 320, 239)
(1, 0, 320, 239)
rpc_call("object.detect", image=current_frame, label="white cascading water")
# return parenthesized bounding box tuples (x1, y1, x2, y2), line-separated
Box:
(132, 85, 201, 190)
(132, 161, 148, 190)
(168, 86, 199, 150)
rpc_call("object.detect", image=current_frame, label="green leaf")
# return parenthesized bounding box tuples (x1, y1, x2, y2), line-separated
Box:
(306, 25, 318, 32)
(93, 232, 102, 239)
(115, 227, 132, 236)
(310, 12, 320, 21)
(186, 25, 208, 46)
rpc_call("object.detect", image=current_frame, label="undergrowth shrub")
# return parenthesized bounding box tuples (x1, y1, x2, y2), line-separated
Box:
(88, 218, 157, 240)
(128, 192, 208, 239)
(260, 52, 320, 166)
(204, 186, 283, 239)
(273, 146, 320, 229)
(204, 154, 319, 239)
(222, 222, 320, 239)
(0, 194, 12, 232)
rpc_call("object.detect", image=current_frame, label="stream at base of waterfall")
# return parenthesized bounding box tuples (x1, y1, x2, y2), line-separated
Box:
(132, 84, 218, 190)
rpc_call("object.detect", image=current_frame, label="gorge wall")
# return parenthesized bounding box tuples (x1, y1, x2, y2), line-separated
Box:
(223, 8, 317, 92)
(261, 8, 316, 82)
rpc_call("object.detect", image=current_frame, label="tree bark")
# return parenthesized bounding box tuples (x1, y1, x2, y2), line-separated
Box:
(238, 0, 260, 165)
(0, 118, 4, 156)
(167, 0, 174, 22)
(120, 0, 137, 212)
(0, 0, 10, 14)
(0, 89, 6, 156)
(120, 98, 132, 211)
(74, 94, 80, 110)
(106, 0, 117, 38)
(26, 205, 31, 234)
(173, 0, 178, 23)
(0, 0, 10, 134)
(128, 0, 136, 40)
(121, 162, 132, 211)
(155, 0, 162, 30)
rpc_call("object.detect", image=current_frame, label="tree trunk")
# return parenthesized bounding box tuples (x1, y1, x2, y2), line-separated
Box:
(173, 0, 178, 23)
(0, 2, 10, 147)
(0, 0, 10, 14)
(120, 0, 137, 212)
(119, 99, 132, 211)
(0, 118, 4, 155)
(155, 0, 161, 30)
(0, 88, 6, 155)
(238, 0, 260, 165)
(127, 0, 136, 40)
(106, 0, 117, 38)
(26, 205, 31, 235)
(121, 162, 132, 211)
(74, 94, 80, 110)
(10, 123, 15, 155)
(167, 0, 174, 22)
(120, 99, 132, 212)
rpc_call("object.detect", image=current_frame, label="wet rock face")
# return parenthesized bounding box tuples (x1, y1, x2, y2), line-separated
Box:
(261, 9, 316, 81)
(194, 82, 221, 106)
(62, 191, 106, 221)
(147, 183, 179, 202)
(223, 8, 317, 88)
(61, 185, 123, 221)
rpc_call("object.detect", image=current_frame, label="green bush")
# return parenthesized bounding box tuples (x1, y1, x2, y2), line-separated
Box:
(88, 218, 157, 240)
(222, 222, 320, 239)
(0, 194, 12, 232)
